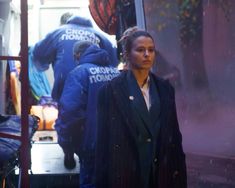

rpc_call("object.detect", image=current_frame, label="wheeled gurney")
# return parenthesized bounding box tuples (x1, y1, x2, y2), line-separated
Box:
(0, 114, 38, 187)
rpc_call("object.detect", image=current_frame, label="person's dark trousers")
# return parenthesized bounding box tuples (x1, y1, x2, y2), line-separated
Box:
(79, 154, 95, 188)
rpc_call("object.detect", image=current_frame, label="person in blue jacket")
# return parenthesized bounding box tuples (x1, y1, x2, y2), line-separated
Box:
(54, 41, 119, 188)
(33, 15, 118, 102)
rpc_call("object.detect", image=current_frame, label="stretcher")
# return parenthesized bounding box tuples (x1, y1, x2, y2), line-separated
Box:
(0, 114, 38, 186)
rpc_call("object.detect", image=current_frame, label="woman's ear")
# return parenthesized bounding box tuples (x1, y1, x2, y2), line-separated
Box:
(123, 51, 129, 63)
(154, 50, 157, 62)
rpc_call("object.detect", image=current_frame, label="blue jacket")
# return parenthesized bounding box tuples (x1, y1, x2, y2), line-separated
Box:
(33, 16, 118, 101)
(54, 45, 119, 157)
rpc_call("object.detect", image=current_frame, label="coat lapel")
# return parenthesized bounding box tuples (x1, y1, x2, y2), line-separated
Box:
(110, 71, 152, 139)
(149, 74, 161, 125)
(151, 74, 172, 132)
(126, 71, 153, 135)
(110, 71, 140, 141)
(110, 71, 170, 142)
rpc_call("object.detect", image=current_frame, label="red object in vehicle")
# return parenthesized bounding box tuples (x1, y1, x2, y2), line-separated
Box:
(89, 0, 117, 35)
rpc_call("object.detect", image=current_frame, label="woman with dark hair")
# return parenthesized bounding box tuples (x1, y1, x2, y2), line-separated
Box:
(95, 27, 187, 188)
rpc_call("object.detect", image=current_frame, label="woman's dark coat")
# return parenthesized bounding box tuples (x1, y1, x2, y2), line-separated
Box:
(95, 70, 187, 188)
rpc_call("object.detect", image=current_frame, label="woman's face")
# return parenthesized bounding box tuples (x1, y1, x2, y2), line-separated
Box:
(128, 36, 156, 71)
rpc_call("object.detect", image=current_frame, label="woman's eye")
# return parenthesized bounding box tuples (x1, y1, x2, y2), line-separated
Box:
(135, 48, 155, 53)
(148, 49, 155, 53)
(136, 48, 145, 52)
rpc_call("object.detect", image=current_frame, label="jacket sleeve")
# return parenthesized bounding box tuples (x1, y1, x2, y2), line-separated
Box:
(171, 86, 187, 187)
(95, 30, 118, 67)
(55, 67, 88, 153)
(102, 38, 118, 67)
(166, 84, 187, 187)
(95, 84, 110, 188)
(32, 31, 59, 71)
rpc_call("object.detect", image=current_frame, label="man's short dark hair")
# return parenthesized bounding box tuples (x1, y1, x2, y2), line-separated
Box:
(60, 12, 73, 25)
(73, 41, 94, 60)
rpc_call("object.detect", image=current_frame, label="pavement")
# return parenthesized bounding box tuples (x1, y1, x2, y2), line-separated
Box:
(186, 152, 235, 188)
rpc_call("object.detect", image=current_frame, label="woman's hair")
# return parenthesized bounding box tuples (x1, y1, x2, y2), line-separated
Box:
(119, 26, 155, 54)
